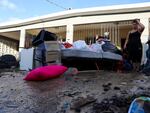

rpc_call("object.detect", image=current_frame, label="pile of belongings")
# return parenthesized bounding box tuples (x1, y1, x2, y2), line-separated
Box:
(61, 38, 122, 71)
(0, 54, 17, 69)
(61, 39, 122, 55)
(32, 30, 58, 68)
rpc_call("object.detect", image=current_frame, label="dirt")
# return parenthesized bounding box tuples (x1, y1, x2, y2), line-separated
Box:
(0, 70, 149, 113)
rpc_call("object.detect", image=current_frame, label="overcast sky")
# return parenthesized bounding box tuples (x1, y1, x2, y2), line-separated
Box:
(0, 0, 150, 23)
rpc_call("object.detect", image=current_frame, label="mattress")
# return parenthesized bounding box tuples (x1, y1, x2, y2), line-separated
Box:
(61, 49, 122, 61)
(102, 52, 122, 60)
(61, 49, 102, 59)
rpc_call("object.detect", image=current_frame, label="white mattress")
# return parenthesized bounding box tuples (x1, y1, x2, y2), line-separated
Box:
(61, 49, 122, 61)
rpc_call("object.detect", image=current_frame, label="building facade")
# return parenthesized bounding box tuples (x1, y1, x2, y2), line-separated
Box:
(0, 2, 150, 65)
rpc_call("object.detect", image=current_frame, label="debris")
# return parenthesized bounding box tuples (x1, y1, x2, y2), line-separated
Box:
(102, 82, 112, 92)
(120, 82, 127, 85)
(64, 67, 78, 81)
(103, 86, 111, 92)
(93, 95, 130, 113)
(4, 101, 19, 108)
(61, 102, 70, 113)
(70, 95, 96, 110)
(75, 108, 81, 113)
(120, 90, 128, 95)
(0, 71, 149, 113)
(114, 86, 121, 90)
(63, 91, 81, 97)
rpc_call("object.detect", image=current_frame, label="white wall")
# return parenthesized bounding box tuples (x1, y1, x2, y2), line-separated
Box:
(0, 11, 149, 66)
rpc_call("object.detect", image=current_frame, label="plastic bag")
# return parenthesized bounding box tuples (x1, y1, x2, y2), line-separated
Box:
(73, 40, 89, 50)
(90, 43, 103, 53)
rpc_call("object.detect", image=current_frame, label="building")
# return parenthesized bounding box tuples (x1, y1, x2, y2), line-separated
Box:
(0, 2, 150, 67)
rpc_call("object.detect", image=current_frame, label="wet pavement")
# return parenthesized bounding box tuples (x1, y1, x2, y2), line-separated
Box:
(0, 71, 149, 113)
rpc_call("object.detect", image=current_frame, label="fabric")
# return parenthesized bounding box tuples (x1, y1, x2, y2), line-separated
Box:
(90, 43, 103, 53)
(73, 40, 89, 50)
(24, 65, 68, 81)
(63, 42, 72, 48)
(102, 40, 122, 55)
(126, 31, 142, 63)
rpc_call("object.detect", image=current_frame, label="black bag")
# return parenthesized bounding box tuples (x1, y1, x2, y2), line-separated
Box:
(0, 55, 17, 69)
(32, 30, 57, 46)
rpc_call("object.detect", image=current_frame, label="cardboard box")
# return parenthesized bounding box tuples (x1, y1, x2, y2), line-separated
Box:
(44, 41, 60, 51)
(46, 51, 61, 63)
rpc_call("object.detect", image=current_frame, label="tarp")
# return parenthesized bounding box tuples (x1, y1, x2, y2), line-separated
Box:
(128, 97, 150, 113)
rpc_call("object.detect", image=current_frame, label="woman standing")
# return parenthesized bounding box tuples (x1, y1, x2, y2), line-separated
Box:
(124, 19, 145, 71)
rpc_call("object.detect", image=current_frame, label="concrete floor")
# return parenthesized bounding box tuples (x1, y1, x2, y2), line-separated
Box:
(0, 71, 149, 113)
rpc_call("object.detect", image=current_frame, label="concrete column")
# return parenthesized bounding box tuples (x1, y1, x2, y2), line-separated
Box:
(19, 29, 26, 52)
(140, 17, 149, 64)
(66, 24, 74, 44)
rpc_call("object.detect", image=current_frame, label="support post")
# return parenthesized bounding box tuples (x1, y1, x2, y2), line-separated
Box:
(66, 24, 74, 44)
(19, 29, 26, 52)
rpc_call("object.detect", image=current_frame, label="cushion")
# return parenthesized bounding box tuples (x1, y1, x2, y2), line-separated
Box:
(24, 65, 68, 81)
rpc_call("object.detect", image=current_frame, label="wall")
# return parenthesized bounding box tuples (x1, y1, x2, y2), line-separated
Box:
(0, 35, 19, 58)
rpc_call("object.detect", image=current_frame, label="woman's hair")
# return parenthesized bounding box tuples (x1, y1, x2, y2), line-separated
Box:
(132, 19, 138, 24)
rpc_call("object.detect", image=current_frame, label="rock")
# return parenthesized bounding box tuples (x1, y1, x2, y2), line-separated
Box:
(120, 82, 127, 85)
(109, 105, 121, 113)
(114, 86, 121, 90)
(70, 95, 96, 110)
(103, 87, 111, 92)
(102, 82, 112, 87)
(4, 101, 19, 108)
(102, 83, 112, 92)
(138, 86, 145, 90)
(120, 90, 128, 95)
(83, 79, 91, 83)
(93, 95, 130, 113)
(108, 82, 112, 86)
(75, 108, 81, 113)
(20, 100, 24, 103)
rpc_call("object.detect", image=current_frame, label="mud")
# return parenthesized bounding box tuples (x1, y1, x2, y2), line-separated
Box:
(0, 71, 149, 113)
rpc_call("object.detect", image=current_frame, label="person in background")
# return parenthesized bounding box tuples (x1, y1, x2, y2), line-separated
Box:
(104, 32, 110, 40)
(124, 19, 145, 71)
(141, 40, 150, 76)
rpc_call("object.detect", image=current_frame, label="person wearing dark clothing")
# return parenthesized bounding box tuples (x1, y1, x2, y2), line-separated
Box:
(124, 19, 145, 71)
(127, 31, 142, 62)
(141, 40, 150, 76)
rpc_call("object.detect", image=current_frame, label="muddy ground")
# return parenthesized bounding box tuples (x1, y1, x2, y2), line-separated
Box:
(0, 70, 149, 113)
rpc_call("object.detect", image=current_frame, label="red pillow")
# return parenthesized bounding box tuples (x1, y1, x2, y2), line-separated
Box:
(24, 65, 68, 81)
